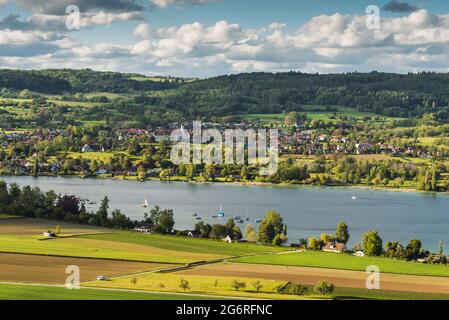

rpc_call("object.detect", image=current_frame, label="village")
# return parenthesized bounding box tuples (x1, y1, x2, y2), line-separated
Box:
(0, 119, 441, 178)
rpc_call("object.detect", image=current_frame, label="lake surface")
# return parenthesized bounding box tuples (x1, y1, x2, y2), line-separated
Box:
(1, 175, 449, 251)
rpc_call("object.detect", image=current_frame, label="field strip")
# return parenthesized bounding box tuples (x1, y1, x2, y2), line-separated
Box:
(0, 252, 175, 284)
(178, 262, 449, 295)
(0, 281, 246, 300)
(0, 250, 185, 265)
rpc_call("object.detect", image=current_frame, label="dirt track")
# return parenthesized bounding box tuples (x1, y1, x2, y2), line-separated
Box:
(178, 262, 449, 294)
(0, 253, 172, 284)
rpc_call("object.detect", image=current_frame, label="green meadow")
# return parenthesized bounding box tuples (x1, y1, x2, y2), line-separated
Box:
(0, 283, 217, 300)
(235, 251, 449, 277)
(81, 232, 289, 257)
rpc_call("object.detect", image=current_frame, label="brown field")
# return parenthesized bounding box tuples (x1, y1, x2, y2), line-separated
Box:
(179, 262, 449, 295)
(0, 253, 173, 284)
(0, 218, 109, 236)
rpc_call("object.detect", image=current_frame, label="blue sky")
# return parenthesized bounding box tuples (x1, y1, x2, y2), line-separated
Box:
(0, 0, 448, 77)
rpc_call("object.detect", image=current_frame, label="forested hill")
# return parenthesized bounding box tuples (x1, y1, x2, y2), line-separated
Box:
(0, 69, 181, 94)
(168, 72, 449, 119)
(2, 69, 449, 120)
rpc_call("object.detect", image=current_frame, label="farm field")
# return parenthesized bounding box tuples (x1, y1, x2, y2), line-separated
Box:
(0, 283, 217, 300)
(240, 106, 401, 124)
(84, 272, 317, 300)
(235, 251, 449, 277)
(0, 253, 171, 284)
(0, 235, 223, 264)
(82, 232, 289, 257)
(180, 262, 449, 295)
(0, 219, 290, 266)
(0, 218, 109, 236)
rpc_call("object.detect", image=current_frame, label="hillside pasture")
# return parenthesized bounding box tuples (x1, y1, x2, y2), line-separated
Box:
(81, 232, 290, 257)
(0, 235, 224, 264)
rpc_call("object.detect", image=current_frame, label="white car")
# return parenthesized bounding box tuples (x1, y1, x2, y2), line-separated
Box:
(96, 275, 107, 281)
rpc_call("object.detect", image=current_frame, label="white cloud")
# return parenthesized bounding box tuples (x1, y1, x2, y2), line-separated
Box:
(151, 0, 217, 8)
(4, 9, 449, 77)
(133, 23, 152, 39)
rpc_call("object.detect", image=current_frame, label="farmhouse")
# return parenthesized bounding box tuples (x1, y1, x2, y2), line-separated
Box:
(134, 224, 152, 233)
(222, 235, 233, 243)
(322, 242, 347, 253)
(81, 144, 99, 152)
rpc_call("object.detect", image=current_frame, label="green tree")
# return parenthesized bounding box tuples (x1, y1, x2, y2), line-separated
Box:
(179, 279, 190, 291)
(335, 221, 350, 244)
(292, 284, 308, 296)
(231, 280, 246, 291)
(314, 281, 334, 295)
(96, 196, 109, 226)
(150, 205, 175, 234)
(258, 210, 287, 245)
(252, 281, 263, 292)
(194, 221, 212, 238)
(405, 239, 422, 260)
(362, 230, 383, 257)
(307, 237, 322, 250)
(245, 224, 257, 243)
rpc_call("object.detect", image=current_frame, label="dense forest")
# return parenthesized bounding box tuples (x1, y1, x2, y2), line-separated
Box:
(1, 69, 449, 121)
(0, 69, 180, 94)
(165, 72, 449, 119)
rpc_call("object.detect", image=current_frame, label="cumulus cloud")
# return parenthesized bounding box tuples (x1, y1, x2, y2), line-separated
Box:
(151, 0, 218, 8)
(3, 9, 449, 77)
(16, 0, 144, 15)
(0, 10, 143, 32)
(383, 1, 418, 13)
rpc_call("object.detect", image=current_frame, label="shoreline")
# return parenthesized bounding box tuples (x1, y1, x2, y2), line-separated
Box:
(0, 173, 446, 196)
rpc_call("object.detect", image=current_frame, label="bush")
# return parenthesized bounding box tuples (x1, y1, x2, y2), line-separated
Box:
(275, 282, 308, 296)
(292, 284, 308, 296)
(314, 281, 334, 295)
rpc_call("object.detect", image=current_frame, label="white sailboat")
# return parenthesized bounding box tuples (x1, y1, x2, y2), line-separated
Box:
(141, 199, 149, 208)
(217, 203, 225, 217)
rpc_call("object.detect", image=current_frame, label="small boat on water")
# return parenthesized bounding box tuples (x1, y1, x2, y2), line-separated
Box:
(237, 219, 244, 224)
(217, 203, 225, 217)
(352, 196, 357, 200)
(255, 219, 262, 223)
(233, 215, 241, 220)
(193, 212, 198, 217)
(245, 209, 249, 221)
(140, 199, 149, 208)
(196, 217, 202, 220)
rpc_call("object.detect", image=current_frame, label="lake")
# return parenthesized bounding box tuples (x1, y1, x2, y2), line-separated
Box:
(1, 175, 448, 251)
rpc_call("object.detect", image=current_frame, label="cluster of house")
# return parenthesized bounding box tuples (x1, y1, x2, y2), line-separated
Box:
(0, 123, 439, 177)
(279, 130, 435, 158)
